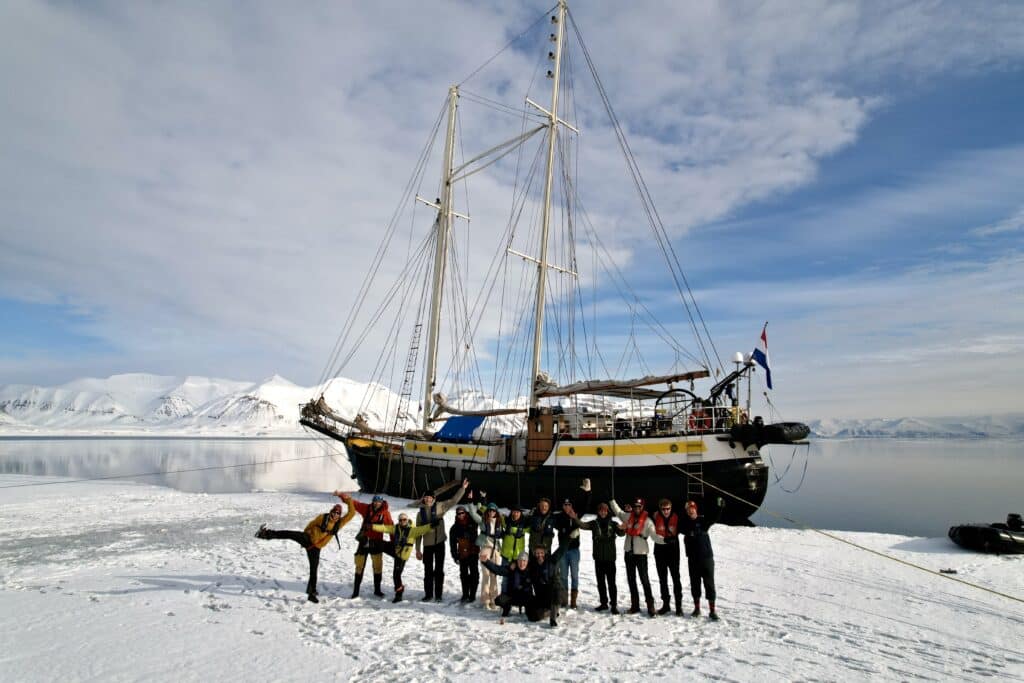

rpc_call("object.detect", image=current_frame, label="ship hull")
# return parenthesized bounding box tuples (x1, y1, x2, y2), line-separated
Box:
(340, 435, 767, 524)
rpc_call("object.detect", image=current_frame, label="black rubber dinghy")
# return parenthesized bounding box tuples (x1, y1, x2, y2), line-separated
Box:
(949, 514, 1024, 554)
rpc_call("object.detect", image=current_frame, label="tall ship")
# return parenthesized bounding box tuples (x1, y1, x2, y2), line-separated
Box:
(301, 1, 808, 523)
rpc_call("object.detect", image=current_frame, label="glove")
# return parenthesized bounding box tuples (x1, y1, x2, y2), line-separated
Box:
(717, 496, 725, 508)
(431, 518, 442, 528)
(580, 478, 591, 492)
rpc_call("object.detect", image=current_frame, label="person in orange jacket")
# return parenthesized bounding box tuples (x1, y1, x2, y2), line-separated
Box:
(338, 491, 393, 598)
(254, 494, 355, 603)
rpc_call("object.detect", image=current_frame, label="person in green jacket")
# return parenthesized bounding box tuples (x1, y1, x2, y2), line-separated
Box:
(568, 501, 624, 613)
(373, 513, 435, 603)
(254, 494, 355, 603)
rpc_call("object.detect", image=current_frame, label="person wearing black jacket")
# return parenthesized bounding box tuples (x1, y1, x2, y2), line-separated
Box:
(551, 479, 591, 608)
(449, 505, 479, 604)
(568, 501, 624, 614)
(680, 497, 725, 620)
(482, 551, 532, 624)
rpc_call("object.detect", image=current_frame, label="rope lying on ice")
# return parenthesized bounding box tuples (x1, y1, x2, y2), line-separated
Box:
(656, 454, 1024, 606)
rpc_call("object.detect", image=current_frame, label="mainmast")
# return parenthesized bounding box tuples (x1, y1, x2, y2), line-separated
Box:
(422, 85, 459, 429)
(529, 0, 568, 408)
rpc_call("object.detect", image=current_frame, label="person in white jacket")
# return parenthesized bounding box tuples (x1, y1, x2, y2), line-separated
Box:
(610, 498, 657, 616)
(467, 500, 504, 610)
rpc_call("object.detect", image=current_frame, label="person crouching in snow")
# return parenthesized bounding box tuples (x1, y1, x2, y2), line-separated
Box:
(482, 551, 533, 625)
(254, 494, 354, 603)
(372, 512, 434, 602)
(680, 497, 725, 620)
(449, 505, 479, 604)
(339, 492, 392, 599)
(526, 545, 565, 627)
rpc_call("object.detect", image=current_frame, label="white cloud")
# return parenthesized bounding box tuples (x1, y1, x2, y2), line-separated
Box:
(1, 1, 1023, 418)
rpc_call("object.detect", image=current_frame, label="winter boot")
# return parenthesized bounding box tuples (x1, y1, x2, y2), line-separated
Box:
(690, 600, 701, 617)
(627, 597, 641, 615)
(657, 600, 671, 615)
(255, 524, 269, 539)
(550, 605, 559, 627)
(373, 573, 385, 597)
(570, 590, 578, 609)
(675, 595, 683, 616)
(350, 573, 363, 599)
(595, 603, 609, 612)
(307, 593, 319, 603)
(708, 600, 718, 620)
(610, 603, 620, 615)
(646, 599, 657, 617)
(392, 585, 404, 603)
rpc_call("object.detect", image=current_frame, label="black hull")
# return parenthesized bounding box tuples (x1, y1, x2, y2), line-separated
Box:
(949, 524, 1024, 554)
(343, 438, 767, 525)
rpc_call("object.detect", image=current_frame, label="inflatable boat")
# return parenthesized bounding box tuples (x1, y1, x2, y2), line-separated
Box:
(948, 514, 1024, 554)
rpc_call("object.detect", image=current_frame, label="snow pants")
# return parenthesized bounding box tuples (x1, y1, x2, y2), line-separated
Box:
(654, 543, 683, 606)
(263, 530, 320, 595)
(687, 556, 716, 602)
(594, 558, 618, 608)
(624, 552, 655, 607)
(421, 543, 445, 599)
(458, 557, 479, 600)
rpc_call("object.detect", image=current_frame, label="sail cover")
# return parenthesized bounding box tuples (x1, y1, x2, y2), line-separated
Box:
(434, 415, 486, 442)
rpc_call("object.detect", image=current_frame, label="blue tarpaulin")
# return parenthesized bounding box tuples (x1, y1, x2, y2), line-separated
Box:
(434, 415, 485, 442)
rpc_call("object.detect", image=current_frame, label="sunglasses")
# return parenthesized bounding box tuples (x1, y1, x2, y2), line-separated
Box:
(660, 506, 672, 510)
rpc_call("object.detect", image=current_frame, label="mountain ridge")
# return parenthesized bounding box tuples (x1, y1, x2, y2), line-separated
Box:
(1, 373, 1021, 438)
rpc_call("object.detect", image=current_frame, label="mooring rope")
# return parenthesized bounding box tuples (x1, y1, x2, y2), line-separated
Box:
(655, 454, 1024, 606)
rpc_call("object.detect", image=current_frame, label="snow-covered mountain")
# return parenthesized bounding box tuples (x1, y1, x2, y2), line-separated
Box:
(0, 373, 414, 436)
(2, 373, 1021, 438)
(807, 413, 1024, 439)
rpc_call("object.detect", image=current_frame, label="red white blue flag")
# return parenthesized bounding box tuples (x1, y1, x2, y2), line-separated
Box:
(751, 323, 772, 389)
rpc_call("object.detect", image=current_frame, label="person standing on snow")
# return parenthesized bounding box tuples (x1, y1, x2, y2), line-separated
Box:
(652, 498, 684, 615)
(372, 512, 434, 603)
(449, 505, 479, 604)
(610, 497, 658, 617)
(254, 494, 355, 603)
(568, 500, 624, 614)
(339, 492, 392, 599)
(551, 478, 591, 608)
(467, 499, 504, 610)
(680, 497, 725, 620)
(414, 478, 469, 602)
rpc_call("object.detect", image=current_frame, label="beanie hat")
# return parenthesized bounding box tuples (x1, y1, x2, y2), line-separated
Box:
(517, 552, 530, 562)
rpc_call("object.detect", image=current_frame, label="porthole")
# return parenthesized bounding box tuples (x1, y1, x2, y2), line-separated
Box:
(596, 447, 604, 455)
(443, 447, 448, 453)
(458, 448, 464, 455)
(670, 444, 679, 453)
(428, 445, 433, 452)
(568, 447, 575, 455)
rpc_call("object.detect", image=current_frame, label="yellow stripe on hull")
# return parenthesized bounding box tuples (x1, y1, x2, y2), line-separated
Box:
(404, 441, 491, 459)
(555, 440, 706, 457)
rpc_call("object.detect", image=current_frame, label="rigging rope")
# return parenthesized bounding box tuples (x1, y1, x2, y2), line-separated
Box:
(653, 454, 1024, 607)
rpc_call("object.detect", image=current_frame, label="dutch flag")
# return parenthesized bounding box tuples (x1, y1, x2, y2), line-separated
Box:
(751, 323, 772, 390)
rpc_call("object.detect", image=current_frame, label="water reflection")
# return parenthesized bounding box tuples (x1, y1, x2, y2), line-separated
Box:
(0, 438, 355, 493)
(1, 437, 1020, 537)
(754, 438, 1023, 537)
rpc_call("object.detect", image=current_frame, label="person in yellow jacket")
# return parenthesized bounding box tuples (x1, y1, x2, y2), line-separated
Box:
(372, 513, 436, 603)
(254, 494, 355, 603)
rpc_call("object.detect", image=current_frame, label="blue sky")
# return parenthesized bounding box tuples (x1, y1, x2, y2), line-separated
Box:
(1, 1, 1022, 419)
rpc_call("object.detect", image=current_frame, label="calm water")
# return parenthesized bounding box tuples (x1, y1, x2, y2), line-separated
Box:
(0, 437, 1020, 538)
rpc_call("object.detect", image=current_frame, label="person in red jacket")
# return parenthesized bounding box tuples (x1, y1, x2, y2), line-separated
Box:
(338, 492, 393, 599)
(652, 498, 683, 615)
(254, 494, 355, 603)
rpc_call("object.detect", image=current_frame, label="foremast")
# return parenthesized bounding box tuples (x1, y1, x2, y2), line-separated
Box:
(422, 85, 460, 429)
(529, 0, 568, 408)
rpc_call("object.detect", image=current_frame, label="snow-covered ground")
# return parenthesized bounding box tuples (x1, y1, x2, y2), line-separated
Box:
(2, 475, 1022, 681)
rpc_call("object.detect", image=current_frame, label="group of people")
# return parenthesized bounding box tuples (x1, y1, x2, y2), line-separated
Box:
(254, 477, 724, 625)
